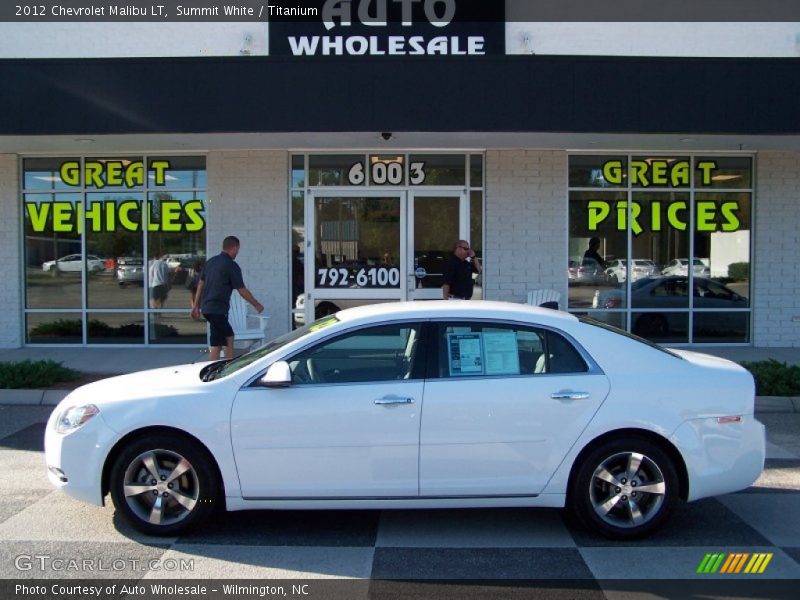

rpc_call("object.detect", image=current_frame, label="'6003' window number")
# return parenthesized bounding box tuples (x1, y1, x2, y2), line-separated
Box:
(347, 161, 426, 186)
(318, 267, 400, 288)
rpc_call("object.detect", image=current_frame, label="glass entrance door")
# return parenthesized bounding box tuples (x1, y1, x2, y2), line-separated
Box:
(304, 192, 406, 324)
(407, 192, 469, 300)
(303, 190, 470, 325)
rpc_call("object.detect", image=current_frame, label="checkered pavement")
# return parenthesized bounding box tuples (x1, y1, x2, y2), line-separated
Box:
(1, 406, 798, 594)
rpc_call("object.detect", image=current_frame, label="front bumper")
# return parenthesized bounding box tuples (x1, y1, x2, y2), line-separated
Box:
(670, 415, 766, 502)
(44, 407, 119, 506)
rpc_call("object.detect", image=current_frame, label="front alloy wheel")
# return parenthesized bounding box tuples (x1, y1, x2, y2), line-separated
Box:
(110, 435, 219, 535)
(571, 438, 678, 539)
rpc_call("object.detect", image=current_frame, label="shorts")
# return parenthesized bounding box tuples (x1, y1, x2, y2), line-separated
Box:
(150, 284, 169, 301)
(203, 313, 234, 347)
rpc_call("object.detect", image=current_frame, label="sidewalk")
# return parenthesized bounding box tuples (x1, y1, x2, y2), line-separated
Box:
(0, 346, 209, 407)
(0, 345, 797, 410)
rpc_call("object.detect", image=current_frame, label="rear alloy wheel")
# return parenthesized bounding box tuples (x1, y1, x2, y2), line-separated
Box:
(109, 435, 219, 535)
(570, 438, 678, 539)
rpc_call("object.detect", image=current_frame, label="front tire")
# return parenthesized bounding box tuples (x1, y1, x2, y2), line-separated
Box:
(109, 434, 220, 536)
(569, 437, 678, 539)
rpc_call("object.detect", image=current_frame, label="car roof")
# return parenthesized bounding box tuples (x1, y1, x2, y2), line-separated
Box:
(334, 300, 579, 326)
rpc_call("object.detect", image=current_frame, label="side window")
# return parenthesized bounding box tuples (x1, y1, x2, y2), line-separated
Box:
(436, 322, 588, 377)
(704, 280, 734, 301)
(288, 323, 421, 384)
(545, 331, 589, 374)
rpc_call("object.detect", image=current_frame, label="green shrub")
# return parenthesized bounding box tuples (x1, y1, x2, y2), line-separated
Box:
(29, 319, 82, 337)
(30, 320, 178, 339)
(0, 360, 81, 389)
(728, 262, 750, 281)
(740, 359, 800, 396)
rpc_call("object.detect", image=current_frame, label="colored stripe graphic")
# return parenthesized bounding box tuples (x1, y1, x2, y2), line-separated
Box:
(698, 553, 773, 575)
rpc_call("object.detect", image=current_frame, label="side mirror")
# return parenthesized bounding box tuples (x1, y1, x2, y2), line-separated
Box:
(259, 361, 292, 388)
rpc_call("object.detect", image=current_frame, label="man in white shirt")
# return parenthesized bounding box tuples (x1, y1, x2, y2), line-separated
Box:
(148, 253, 171, 309)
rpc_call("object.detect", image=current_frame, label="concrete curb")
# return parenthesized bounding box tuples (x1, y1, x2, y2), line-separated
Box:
(1, 388, 798, 412)
(755, 396, 800, 414)
(0, 389, 71, 406)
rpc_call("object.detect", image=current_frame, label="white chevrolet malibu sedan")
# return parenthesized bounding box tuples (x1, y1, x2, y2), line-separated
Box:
(45, 301, 765, 539)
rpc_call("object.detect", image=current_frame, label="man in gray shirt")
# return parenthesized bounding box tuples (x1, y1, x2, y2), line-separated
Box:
(191, 236, 264, 360)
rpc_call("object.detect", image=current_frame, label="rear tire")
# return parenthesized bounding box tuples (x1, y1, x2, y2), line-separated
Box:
(109, 434, 220, 536)
(569, 437, 678, 539)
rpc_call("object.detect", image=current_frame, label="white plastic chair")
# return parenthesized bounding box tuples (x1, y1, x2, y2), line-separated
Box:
(228, 290, 270, 348)
(526, 289, 561, 310)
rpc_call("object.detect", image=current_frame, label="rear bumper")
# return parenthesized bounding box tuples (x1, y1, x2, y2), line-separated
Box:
(670, 415, 765, 502)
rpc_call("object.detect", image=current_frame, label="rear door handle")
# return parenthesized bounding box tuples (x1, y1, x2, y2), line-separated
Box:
(551, 391, 590, 400)
(374, 395, 415, 405)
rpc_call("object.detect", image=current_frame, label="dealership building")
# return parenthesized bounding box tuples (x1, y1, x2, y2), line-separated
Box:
(1, 2, 799, 348)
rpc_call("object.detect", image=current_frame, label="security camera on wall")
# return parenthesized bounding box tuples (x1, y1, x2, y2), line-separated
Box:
(380, 132, 393, 141)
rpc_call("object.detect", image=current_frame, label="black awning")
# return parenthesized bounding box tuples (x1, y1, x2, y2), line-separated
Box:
(1, 55, 798, 136)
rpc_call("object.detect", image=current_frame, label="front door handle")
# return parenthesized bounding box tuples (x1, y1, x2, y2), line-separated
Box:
(551, 390, 590, 400)
(374, 395, 415, 405)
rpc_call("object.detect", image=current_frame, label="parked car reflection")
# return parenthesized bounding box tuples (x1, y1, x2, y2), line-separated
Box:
(605, 259, 661, 284)
(116, 257, 144, 287)
(569, 257, 606, 285)
(662, 258, 710, 277)
(42, 254, 105, 273)
(594, 276, 747, 337)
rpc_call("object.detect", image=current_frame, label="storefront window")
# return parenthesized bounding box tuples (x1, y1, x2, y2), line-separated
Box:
(85, 192, 143, 310)
(24, 191, 83, 310)
(308, 154, 364, 186)
(568, 154, 752, 344)
(470, 154, 483, 188)
(23, 156, 207, 345)
(409, 154, 465, 186)
(291, 155, 305, 189)
(568, 191, 627, 309)
(569, 155, 627, 188)
(22, 157, 75, 191)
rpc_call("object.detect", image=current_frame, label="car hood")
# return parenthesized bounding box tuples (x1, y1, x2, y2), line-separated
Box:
(60, 362, 213, 408)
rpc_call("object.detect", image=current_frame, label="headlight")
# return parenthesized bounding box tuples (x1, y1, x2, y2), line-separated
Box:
(55, 404, 100, 434)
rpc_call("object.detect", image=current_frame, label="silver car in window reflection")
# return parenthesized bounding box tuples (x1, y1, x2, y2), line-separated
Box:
(593, 276, 747, 337)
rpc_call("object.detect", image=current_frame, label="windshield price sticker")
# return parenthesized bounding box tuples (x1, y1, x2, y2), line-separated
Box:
(317, 266, 401, 288)
(348, 160, 426, 185)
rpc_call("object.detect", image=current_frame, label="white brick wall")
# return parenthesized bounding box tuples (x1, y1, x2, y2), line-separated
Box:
(753, 152, 800, 347)
(484, 150, 567, 304)
(0, 154, 22, 347)
(207, 151, 289, 340)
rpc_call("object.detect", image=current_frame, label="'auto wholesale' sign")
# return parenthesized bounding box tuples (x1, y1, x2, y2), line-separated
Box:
(269, 0, 505, 56)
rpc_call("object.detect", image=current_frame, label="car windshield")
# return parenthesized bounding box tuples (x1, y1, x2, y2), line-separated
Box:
(207, 315, 339, 380)
(578, 315, 683, 359)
